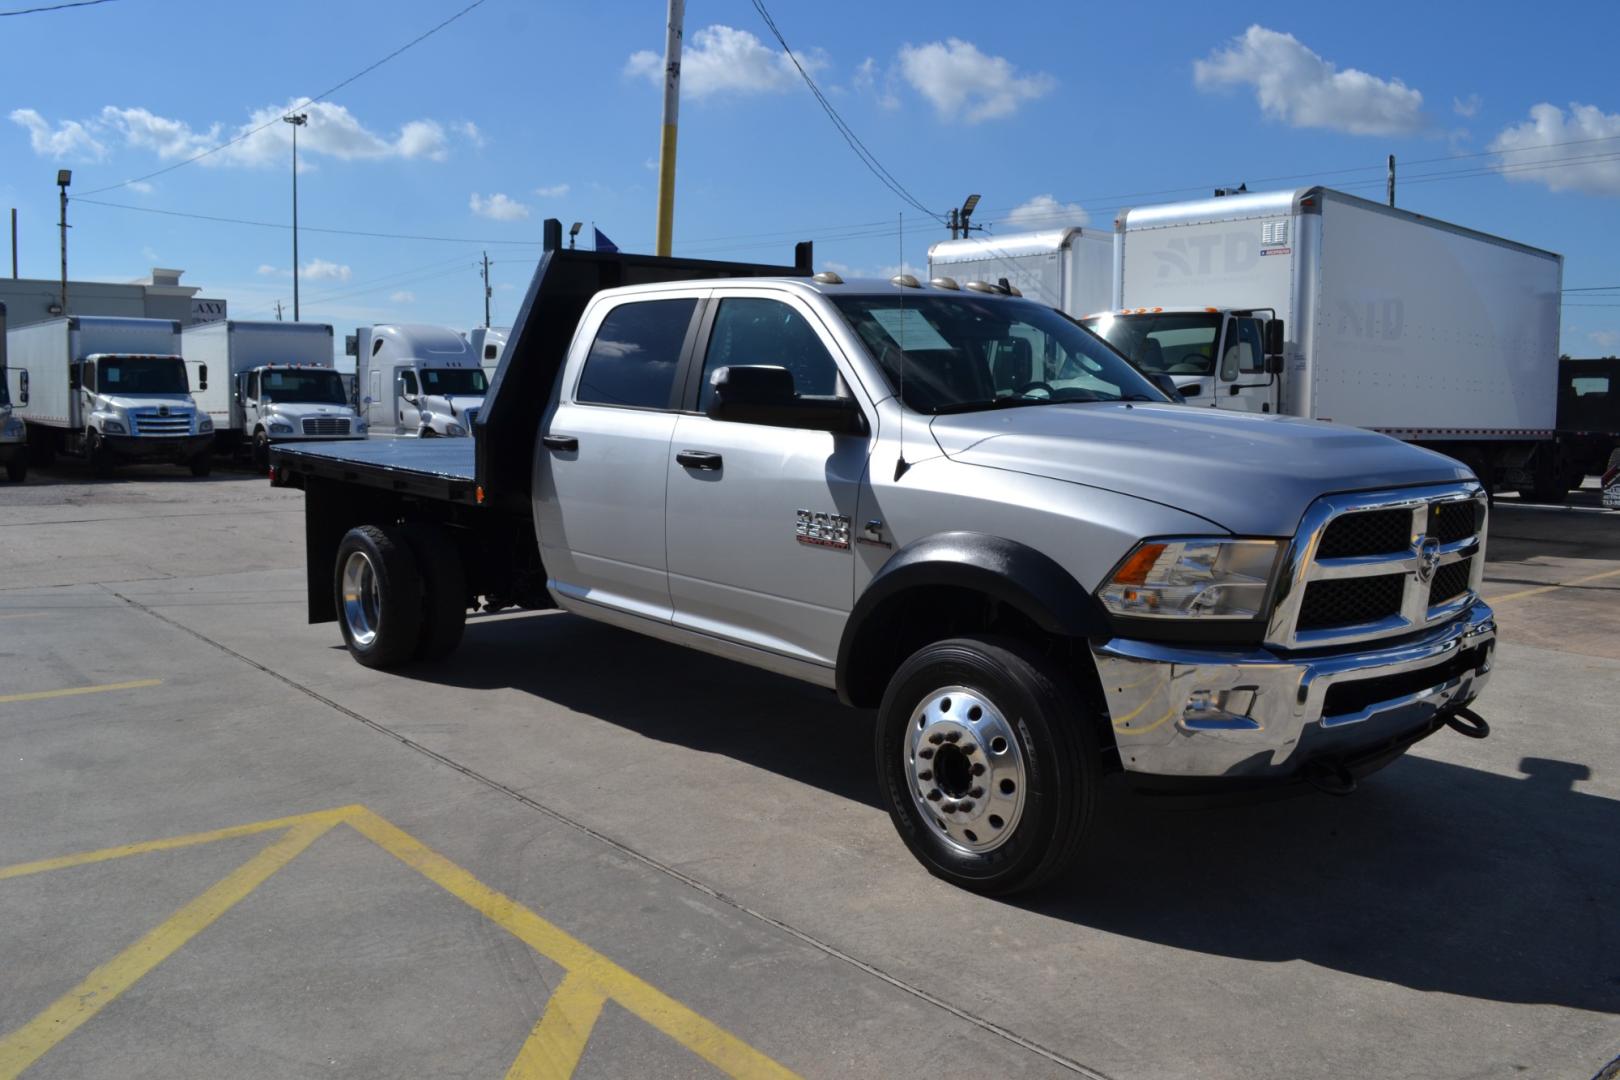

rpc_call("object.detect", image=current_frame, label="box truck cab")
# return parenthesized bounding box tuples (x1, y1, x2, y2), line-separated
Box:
(0, 302, 27, 483)
(354, 324, 485, 437)
(1080, 306, 1285, 412)
(10, 315, 213, 477)
(184, 320, 363, 467)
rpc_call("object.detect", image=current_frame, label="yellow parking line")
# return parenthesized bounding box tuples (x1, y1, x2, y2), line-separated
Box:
(1486, 566, 1620, 605)
(0, 678, 162, 705)
(506, 973, 610, 1080)
(0, 816, 338, 1080)
(345, 807, 800, 1079)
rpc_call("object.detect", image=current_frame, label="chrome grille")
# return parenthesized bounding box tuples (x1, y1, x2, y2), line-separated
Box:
(1267, 483, 1487, 649)
(301, 417, 351, 436)
(131, 410, 192, 436)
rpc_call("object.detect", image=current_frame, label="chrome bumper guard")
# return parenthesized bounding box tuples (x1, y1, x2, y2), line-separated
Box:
(1092, 602, 1496, 778)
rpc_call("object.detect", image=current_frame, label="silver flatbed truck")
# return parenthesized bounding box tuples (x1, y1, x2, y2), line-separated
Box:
(271, 220, 1498, 895)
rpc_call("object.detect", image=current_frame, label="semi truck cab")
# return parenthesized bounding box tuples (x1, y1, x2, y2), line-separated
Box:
(354, 324, 486, 437)
(1082, 306, 1284, 413)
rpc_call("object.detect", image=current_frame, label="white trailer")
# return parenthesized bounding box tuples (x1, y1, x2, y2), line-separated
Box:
(352, 324, 486, 437)
(184, 320, 362, 465)
(927, 228, 1113, 315)
(10, 315, 214, 476)
(0, 302, 26, 482)
(1082, 187, 1570, 498)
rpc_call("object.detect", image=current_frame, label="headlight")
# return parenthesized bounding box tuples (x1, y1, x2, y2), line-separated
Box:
(269, 422, 295, 435)
(1099, 539, 1281, 620)
(2, 417, 21, 438)
(354, 421, 368, 433)
(444, 422, 467, 437)
(102, 419, 127, 435)
(198, 416, 214, 433)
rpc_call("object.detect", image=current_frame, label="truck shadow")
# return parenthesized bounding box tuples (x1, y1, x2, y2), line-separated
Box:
(415, 610, 1618, 1014)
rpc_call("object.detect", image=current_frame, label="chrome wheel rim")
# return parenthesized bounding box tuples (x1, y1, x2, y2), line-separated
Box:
(905, 685, 1027, 854)
(340, 550, 381, 647)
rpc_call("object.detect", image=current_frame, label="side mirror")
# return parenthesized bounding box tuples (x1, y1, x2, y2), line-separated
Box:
(1146, 373, 1185, 402)
(1264, 318, 1285, 359)
(17, 370, 28, 406)
(197, 363, 208, 392)
(1175, 381, 1203, 398)
(69, 365, 80, 391)
(1264, 354, 1284, 376)
(706, 365, 866, 434)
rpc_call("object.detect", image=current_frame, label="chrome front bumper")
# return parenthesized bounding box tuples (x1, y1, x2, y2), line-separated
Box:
(1092, 602, 1496, 779)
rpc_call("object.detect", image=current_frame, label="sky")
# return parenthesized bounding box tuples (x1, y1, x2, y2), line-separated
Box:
(4, 0, 1620, 352)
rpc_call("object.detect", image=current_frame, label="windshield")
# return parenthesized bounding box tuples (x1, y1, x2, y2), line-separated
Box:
(1081, 312, 1221, 378)
(96, 356, 188, 395)
(830, 294, 1163, 413)
(421, 368, 487, 395)
(262, 368, 347, 405)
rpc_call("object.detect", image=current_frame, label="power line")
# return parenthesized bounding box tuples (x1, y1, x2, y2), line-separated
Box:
(748, 0, 942, 222)
(0, 0, 117, 15)
(76, 0, 489, 196)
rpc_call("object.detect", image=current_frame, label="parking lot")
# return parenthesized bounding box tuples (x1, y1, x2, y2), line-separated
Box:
(2, 462, 1617, 1079)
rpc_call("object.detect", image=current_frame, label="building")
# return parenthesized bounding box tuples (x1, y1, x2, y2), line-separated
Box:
(0, 267, 225, 329)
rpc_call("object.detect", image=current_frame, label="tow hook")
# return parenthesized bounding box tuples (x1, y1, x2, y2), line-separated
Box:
(1444, 707, 1491, 740)
(1303, 759, 1357, 797)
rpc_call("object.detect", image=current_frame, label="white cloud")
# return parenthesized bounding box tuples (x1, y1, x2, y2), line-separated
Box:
(1004, 194, 1089, 229)
(256, 264, 283, 277)
(141, 246, 160, 263)
(302, 259, 351, 282)
(1588, 329, 1620, 350)
(851, 57, 900, 109)
(469, 192, 530, 221)
(458, 120, 485, 147)
(127, 180, 154, 194)
(389, 290, 416, 304)
(90, 101, 449, 168)
(1454, 94, 1482, 119)
(625, 24, 824, 99)
(1193, 25, 1424, 136)
(533, 183, 570, 198)
(1489, 103, 1620, 197)
(9, 108, 107, 160)
(896, 39, 1054, 123)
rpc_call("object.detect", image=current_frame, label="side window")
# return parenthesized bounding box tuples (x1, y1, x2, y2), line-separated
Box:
(698, 297, 841, 412)
(577, 298, 696, 409)
(1222, 319, 1264, 379)
(248, 370, 259, 399)
(400, 370, 418, 396)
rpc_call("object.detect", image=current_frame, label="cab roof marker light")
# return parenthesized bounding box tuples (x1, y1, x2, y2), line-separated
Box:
(930, 276, 960, 290)
(964, 280, 998, 294)
(890, 273, 922, 288)
(813, 270, 844, 285)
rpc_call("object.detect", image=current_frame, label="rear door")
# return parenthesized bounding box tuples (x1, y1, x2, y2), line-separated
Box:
(664, 291, 873, 667)
(535, 292, 705, 622)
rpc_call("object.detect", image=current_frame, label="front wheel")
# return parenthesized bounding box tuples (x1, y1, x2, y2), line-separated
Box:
(4, 455, 25, 483)
(188, 452, 212, 477)
(87, 431, 115, 478)
(252, 430, 271, 471)
(875, 635, 1101, 896)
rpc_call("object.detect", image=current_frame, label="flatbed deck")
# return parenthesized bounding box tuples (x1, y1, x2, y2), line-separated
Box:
(270, 437, 479, 505)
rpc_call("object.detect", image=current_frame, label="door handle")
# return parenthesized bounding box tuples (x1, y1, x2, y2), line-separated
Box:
(676, 449, 723, 471)
(541, 434, 579, 452)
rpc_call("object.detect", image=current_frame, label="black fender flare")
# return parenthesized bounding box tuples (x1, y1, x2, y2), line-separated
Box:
(836, 531, 1110, 706)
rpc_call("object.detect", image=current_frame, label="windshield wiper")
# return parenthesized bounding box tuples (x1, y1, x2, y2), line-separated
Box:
(929, 397, 1056, 415)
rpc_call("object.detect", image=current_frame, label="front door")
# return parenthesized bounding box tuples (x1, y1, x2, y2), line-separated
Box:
(665, 293, 872, 667)
(1215, 316, 1273, 413)
(535, 294, 702, 622)
(397, 368, 422, 434)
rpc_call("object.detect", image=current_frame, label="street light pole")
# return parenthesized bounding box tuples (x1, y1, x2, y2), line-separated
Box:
(284, 113, 308, 321)
(57, 170, 71, 315)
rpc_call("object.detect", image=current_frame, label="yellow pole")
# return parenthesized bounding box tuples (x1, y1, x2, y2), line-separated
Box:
(655, 0, 684, 256)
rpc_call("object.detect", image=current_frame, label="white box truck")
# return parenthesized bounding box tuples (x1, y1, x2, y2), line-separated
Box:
(0, 303, 28, 483)
(927, 228, 1113, 315)
(1078, 187, 1570, 499)
(184, 320, 364, 468)
(352, 324, 486, 437)
(10, 315, 214, 477)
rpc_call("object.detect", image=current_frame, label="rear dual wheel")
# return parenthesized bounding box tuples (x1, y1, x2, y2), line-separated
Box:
(334, 523, 468, 669)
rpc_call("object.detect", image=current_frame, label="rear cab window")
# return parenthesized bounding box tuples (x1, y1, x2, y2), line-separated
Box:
(575, 297, 698, 410)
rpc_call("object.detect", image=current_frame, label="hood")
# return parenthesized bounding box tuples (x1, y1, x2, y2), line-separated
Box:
(100, 394, 195, 413)
(424, 394, 484, 417)
(266, 401, 357, 422)
(929, 402, 1472, 536)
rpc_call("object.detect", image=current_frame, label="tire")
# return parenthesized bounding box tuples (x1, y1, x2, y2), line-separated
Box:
(188, 452, 212, 477)
(333, 525, 424, 669)
(401, 522, 468, 661)
(875, 634, 1101, 896)
(1518, 448, 1569, 504)
(87, 431, 115, 478)
(4, 455, 25, 483)
(252, 429, 270, 472)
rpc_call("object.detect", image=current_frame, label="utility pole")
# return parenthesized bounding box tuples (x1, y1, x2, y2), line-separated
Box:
(9, 207, 17, 279)
(1387, 154, 1396, 207)
(275, 301, 284, 322)
(284, 113, 308, 321)
(480, 251, 491, 327)
(57, 170, 71, 315)
(654, 0, 684, 256)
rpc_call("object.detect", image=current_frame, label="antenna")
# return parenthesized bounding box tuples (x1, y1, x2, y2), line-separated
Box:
(894, 210, 910, 480)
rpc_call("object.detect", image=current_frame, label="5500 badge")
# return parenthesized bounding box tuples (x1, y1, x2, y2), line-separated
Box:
(796, 509, 851, 549)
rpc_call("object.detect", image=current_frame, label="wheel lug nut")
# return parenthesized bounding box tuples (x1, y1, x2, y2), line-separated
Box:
(971, 763, 986, 776)
(944, 731, 961, 742)
(958, 800, 974, 812)
(940, 801, 958, 813)
(917, 770, 933, 781)
(918, 748, 934, 759)
(959, 743, 977, 755)
(928, 733, 944, 745)
(969, 786, 984, 799)
(926, 789, 942, 802)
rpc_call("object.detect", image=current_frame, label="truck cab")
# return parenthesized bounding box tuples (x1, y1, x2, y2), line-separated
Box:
(1081, 306, 1284, 413)
(237, 364, 366, 467)
(73, 352, 213, 475)
(355, 324, 486, 437)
